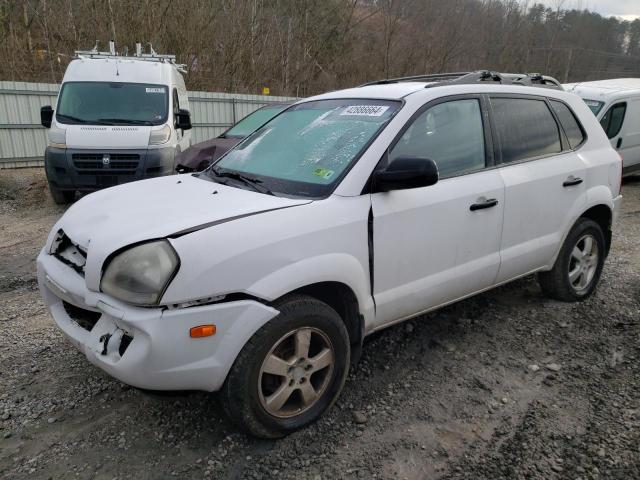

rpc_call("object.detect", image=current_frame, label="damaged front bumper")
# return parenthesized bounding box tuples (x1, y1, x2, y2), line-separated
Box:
(37, 249, 278, 392)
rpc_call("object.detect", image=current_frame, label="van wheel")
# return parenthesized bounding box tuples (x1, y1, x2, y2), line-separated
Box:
(49, 184, 75, 204)
(538, 218, 605, 302)
(220, 295, 350, 438)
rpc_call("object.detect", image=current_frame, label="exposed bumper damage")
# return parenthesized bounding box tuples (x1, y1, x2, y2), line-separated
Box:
(37, 249, 279, 392)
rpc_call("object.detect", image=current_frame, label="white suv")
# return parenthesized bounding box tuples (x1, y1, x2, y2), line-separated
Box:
(38, 71, 622, 438)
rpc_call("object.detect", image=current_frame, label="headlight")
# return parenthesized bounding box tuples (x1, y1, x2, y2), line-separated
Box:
(100, 240, 179, 306)
(48, 123, 66, 149)
(149, 125, 171, 145)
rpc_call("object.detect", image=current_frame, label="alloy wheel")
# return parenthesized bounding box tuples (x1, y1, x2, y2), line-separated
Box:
(568, 233, 599, 293)
(258, 327, 335, 418)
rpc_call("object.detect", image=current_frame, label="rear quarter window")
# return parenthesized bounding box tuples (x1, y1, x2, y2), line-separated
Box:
(550, 100, 586, 149)
(491, 97, 562, 163)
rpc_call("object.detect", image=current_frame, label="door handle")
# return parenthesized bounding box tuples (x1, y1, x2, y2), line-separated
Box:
(470, 198, 499, 211)
(563, 176, 583, 187)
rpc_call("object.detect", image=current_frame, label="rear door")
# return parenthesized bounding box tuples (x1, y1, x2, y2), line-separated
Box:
(491, 95, 587, 282)
(371, 96, 505, 327)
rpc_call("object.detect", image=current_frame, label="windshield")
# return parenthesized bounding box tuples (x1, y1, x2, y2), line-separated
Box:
(210, 99, 400, 198)
(582, 99, 604, 115)
(224, 105, 287, 138)
(56, 82, 168, 126)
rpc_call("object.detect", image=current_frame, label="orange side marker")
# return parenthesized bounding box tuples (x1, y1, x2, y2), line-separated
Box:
(190, 325, 216, 338)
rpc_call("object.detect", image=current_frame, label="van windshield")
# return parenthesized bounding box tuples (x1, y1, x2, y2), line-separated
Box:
(208, 99, 400, 198)
(56, 82, 168, 126)
(582, 99, 604, 115)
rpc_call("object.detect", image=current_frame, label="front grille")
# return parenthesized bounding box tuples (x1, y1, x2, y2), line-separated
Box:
(63, 301, 101, 331)
(72, 153, 140, 174)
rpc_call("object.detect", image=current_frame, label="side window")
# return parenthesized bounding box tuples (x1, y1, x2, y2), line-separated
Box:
(389, 98, 486, 178)
(599, 102, 626, 139)
(491, 97, 561, 163)
(550, 100, 586, 149)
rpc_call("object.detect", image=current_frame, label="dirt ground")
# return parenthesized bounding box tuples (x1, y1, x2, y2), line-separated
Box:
(0, 168, 639, 480)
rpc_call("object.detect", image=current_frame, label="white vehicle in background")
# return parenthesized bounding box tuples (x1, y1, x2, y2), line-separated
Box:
(40, 42, 192, 204)
(38, 71, 622, 438)
(565, 79, 640, 176)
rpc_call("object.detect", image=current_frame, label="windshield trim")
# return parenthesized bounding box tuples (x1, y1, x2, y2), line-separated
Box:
(55, 81, 170, 126)
(206, 97, 405, 199)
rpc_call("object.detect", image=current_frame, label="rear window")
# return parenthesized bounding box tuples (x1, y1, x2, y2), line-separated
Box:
(600, 103, 627, 139)
(491, 98, 561, 163)
(550, 100, 585, 149)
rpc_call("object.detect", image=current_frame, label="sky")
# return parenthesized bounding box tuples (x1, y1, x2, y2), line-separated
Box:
(531, 0, 640, 21)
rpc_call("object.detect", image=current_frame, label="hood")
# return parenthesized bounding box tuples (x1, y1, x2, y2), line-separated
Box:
(47, 174, 311, 291)
(64, 124, 152, 149)
(177, 137, 240, 169)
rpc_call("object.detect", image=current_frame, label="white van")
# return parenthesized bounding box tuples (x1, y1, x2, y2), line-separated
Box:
(564, 79, 640, 176)
(40, 43, 192, 203)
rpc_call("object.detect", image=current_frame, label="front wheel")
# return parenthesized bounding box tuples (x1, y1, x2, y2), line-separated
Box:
(538, 218, 606, 302)
(220, 295, 350, 438)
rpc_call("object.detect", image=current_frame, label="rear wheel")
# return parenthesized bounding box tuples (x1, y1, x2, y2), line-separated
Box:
(220, 295, 350, 438)
(49, 184, 75, 204)
(538, 218, 606, 301)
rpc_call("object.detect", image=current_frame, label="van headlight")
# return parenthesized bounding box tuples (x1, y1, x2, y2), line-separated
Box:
(100, 240, 179, 306)
(48, 123, 66, 149)
(149, 125, 171, 145)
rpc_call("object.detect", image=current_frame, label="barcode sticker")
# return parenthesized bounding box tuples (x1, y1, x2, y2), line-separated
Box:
(146, 88, 164, 93)
(340, 105, 389, 117)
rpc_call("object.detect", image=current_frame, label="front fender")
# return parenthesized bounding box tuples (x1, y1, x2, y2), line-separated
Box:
(247, 253, 375, 324)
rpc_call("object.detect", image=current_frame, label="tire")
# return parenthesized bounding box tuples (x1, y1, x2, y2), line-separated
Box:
(538, 218, 606, 302)
(49, 184, 75, 205)
(220, 294, 350, 438)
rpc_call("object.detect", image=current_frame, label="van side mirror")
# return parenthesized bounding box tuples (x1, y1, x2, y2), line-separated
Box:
(175, 109, 192, 131)
(41, 105, 54, 128)
(373, 156, 439, 192)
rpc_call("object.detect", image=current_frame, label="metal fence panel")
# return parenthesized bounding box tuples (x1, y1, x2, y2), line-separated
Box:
(0, 81, 296, 168)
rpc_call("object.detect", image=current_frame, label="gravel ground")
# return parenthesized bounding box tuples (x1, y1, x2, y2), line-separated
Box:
(1, 168, 639, 480)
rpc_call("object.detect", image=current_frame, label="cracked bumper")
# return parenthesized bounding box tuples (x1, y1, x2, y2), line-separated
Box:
(37, 249, 278, 392)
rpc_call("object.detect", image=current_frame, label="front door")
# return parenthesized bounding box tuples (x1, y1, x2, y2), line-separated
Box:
(371, 96, 505, 327)
(600, 99, 640, 174)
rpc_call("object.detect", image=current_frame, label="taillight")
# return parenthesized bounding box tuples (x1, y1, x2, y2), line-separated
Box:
(618, 152, 623, 195)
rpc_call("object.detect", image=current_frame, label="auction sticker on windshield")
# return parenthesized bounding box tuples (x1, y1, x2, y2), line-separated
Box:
(340, 105, 390, 117)
(146, 88, 164, 93)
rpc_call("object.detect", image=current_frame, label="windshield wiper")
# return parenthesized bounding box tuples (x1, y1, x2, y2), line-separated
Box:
(98, 118, 153, 126)
(208, 167, 275, 196)
(56, 113, 89, 124)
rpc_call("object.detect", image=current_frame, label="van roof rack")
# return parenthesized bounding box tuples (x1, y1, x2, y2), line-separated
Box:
(75, 41, 187, 73)
(361, 70, 563, 90)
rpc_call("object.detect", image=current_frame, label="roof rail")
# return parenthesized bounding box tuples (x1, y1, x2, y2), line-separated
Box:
(360, 72, 470, 87)
(360, 70, 563, 90)
(425, 70, 563, 90)
(74, 41, 187, 73)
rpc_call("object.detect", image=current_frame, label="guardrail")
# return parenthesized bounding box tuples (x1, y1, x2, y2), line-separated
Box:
(0, 81, 295, 169)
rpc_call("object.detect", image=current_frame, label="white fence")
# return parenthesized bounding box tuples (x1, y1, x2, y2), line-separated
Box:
(0, 81, 295, 169)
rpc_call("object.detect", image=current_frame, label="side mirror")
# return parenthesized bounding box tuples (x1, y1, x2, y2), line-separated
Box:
(41, 105, 54, 128)
(373, 156, 439, 192)
(175, 109, 192, 131)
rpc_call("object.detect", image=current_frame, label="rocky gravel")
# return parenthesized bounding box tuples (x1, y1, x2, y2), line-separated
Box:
(1, 169, 639, 479)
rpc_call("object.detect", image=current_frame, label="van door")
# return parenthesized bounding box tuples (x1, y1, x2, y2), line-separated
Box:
(491, 96, 587, 282)
(371, 96, 505, 327)
(601, 99, 640, 174)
